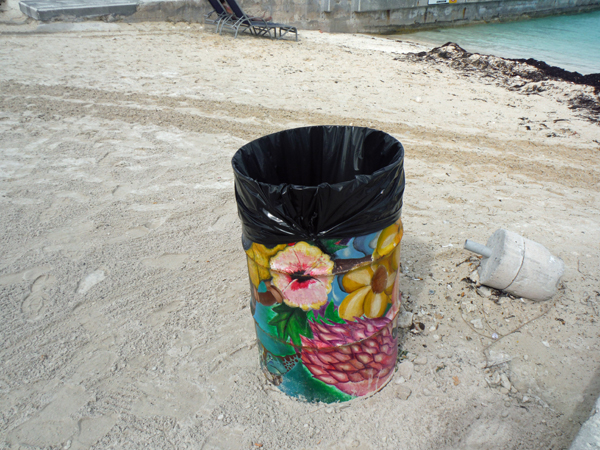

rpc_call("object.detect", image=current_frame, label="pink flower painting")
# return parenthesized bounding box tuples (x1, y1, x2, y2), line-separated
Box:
(269, 242, 334, 311)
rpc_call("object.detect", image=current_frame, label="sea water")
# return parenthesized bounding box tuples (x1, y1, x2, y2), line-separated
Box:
(393, 10, 600, 75)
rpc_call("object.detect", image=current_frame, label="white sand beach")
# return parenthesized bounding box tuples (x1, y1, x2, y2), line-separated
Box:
(1, 9, 599, 450)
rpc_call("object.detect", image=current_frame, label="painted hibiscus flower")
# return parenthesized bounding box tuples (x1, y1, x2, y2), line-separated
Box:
(269, 242, 334, 311)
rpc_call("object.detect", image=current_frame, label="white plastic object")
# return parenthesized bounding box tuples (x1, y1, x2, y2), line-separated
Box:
(464, 229, 565, 301)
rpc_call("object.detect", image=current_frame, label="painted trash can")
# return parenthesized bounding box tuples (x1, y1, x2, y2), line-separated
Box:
(232, 126, 405, 403)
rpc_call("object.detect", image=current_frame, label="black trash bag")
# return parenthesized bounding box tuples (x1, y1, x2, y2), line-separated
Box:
(232, 125, 405, 245)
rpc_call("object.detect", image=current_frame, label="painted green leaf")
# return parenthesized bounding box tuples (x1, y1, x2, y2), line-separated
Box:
(308, 302, 344, 326)
(269, 303, 313, 346)
(324, 301, 345, 324)
(320, 238, 348, 254)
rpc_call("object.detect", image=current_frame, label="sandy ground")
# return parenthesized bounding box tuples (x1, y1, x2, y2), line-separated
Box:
(1, 4, 600, 449)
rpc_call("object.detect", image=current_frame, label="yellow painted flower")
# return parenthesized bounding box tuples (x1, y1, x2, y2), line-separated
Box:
(339, 221, 402, 321)
(372, 220, 403, 262)
(246, 243, 286, 288)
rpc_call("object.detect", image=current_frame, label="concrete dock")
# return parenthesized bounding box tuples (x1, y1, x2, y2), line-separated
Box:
(19, 0, 138, 20)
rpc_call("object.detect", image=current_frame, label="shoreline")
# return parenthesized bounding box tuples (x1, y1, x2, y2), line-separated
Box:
(386, 9, 600, 77)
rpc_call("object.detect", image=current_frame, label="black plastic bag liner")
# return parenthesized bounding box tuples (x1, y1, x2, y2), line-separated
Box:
(232, 126, 405, 245)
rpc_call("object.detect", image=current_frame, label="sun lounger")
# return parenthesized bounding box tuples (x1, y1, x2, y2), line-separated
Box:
(222, 0, 298, 41)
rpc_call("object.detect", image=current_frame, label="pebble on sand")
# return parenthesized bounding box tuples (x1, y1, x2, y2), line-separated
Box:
(398, 310, 414, 329)
(397, 361, 414, 380)
(414, 356, 428, 365)
(396, 386, 412, 400)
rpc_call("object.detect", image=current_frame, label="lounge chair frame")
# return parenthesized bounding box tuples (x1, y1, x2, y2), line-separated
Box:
(222, 0, 298, 41)
(204, 0, 235, 33)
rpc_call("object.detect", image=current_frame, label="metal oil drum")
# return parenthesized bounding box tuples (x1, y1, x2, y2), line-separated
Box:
(245, 221, 402, 402)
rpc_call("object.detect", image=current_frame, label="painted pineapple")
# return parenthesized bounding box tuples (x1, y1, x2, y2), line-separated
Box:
(300, 316, 397, 396)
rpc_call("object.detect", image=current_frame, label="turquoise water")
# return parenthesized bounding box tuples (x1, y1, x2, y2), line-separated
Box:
(394, 10, 600, 75)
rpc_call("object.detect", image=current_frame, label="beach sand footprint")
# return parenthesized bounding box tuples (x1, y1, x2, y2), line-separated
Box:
(108, 215, 170, 243)
(208, 202, 238, 232)
(7, 384, 87, 448)
(203, 426, 246, 450)
(71, 350, 117, 384)
(73, 415, 117, 449)
(108, 226, 149, 244)
(111, 184, 132, 199)
(22, 274, 57, 321)
(141, 253, 188, 270)
(144, 214, 170, 230)
(76, 270, 106, 295)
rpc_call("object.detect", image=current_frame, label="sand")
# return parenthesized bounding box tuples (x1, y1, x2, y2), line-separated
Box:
(1, 6, 600, 449)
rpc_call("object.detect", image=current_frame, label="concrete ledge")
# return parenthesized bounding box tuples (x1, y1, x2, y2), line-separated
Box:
(15, 0, 600, 33)
(130, 0, 208, 22)
(19, 0, 138, 21)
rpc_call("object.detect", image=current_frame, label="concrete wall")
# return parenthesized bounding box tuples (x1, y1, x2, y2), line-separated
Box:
(131, 0, 600, 33)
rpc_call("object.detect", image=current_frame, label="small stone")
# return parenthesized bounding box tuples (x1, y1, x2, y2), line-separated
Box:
(423, 388, 432, 396)
(500, 387, 509, 395)
(477, 286, 492, 298)
(488, 350, 512, 366)
(523, 355, 529, 361)
(462, 301, 476, 313)
(395, 376, 406, 384)
(469, 270, 479, 283)
(522, 395, 530, 403)
(414, 356, 427, 365)
(482, 299, 493, 315)
(502, 410, 509, 418)
(542, 341, 550, 348)
(325, 407, 334, 413)
(470, 318, 484, 329)
(429, 324, 438, 332)
(397, 361, 414, 380)
(398, 310, 414, 329)
(500, 373, 511, 391)
(433, 334, 441, 342)
(396, 385, 412, 400)
(429, 290, 435, 295)
(217, 414, 224, 420)
(488, 372, 501, 386)
(491, 332, 499, 340)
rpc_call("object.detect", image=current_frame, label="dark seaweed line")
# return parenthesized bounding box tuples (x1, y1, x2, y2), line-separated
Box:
(419, 42, 600, 90)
